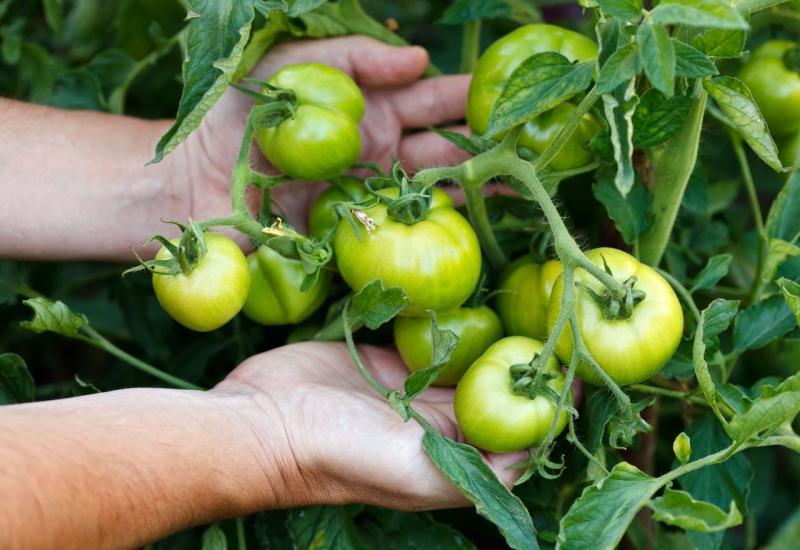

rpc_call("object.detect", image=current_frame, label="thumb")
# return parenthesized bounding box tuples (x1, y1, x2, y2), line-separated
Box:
(255, 35, 430, 88)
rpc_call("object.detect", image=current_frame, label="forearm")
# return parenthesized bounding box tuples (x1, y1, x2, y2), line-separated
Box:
(0, 388, 305, 549)
(0, 99, 189, 261)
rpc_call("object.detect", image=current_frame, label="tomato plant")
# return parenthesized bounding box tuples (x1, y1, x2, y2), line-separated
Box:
(255, 63, 365, 181)
(4, 1, 800, 549)
(394, 305, 503, 386)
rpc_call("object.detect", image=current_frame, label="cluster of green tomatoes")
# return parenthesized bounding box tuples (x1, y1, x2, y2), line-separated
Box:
(148, 24, 687, 454)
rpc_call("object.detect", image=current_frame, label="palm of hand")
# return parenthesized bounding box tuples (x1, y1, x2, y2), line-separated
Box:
(217, 342, 523, 510)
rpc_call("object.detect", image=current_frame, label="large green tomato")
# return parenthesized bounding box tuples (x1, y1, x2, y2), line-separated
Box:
(308, 177, 369, 239)
(242, 246, 331, 325)
(454, 336, 569, 453)
(740, 40, 800, 137)
(467, 24, 599, 171)
(394, 306, 504, 386)
(255, 63, 364, 181)
(496, 257, 563, 340)
(547, 248, 683, 386)
(334, 188, 482, 316)
(152, 234, 250, 332)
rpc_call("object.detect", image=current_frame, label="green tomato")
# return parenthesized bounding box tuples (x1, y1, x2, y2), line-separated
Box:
(152, 234, 250, 332)
(308, 177, 370, 239)
(467, 24, 599, 170)
(242, 246, 331, 325)
(255, 63, 365, 181)
(334, 188, 482, 316)
(394, 306, 504, 386)
(739, 40, 800, 137)
(496, 258, 563, 340)
(454, 336, 569, 453)
(547, 248, 684, 386)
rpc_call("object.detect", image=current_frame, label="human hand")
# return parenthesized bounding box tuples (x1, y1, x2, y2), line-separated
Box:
(179, 36, 471, 232)
(212, 341, 524, 511)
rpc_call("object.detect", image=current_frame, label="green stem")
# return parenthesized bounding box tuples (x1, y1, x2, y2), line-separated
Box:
(630, 384, 708, 407)
(657, 443, 738, 485)
(570, 316, 631, 412)
(236, 518, 246, 550)
(459, 20, 482, 73)
(655, 266, 701, 324)
(80, 327, 203, 390)
(533, 86, 599, 173)
(342, 303, 389, 398)
(462, 177, 507, 272)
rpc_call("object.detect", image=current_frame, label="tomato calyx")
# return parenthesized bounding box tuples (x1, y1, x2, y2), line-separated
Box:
(124, 221, 208, 277)
(261, 218, 333, 291)
(366, 162, 433, 225)
(232, 78, 297, 129)
(577, 258, 647, 321)
(509, 355, 559, 402)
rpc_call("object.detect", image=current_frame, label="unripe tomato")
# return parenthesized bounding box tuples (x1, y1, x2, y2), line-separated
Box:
(394, 306, 504, 386)
(454, 336, 570, 453)
(255, 63, 365, 181)
(242, 247, 331, 325)
(547, 248, 683, 386)
(334, 188, 482, 316)
(739, 40, 800, 137)
(152, 234, 250, 332)
(467, 24, 599, 170)
(308, 177, 369, 239)
(496, 257, 563, 340)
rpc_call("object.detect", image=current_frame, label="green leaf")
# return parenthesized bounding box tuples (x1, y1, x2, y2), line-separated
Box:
(692, 28, 746, 58)
(0, 353, 35, 405)
(690, 253, 732, 293)
(438, 0, 540, 25)
(596, 0, 643, 21)
(727, 390, 800, 443)
(650, 489, 742, 533)
(632, 89, 692, 148)
(557, 462, 660, 550)
(777, 278, 800, 326)
(201, 523, 228, 550)
(694, 300, 739, 422)
(422, 431, 539, 550)
(349, 280, 409, 330)
(602, 80, 639, 196)
(72, 375, 102, 397)
(765, 507, 800, 550)
(20, 297, 89, 338)
(361, 508, 476, 549)
(637, 23, 675, 97)
(42, 0, 63, 33)
(650, 0, 749, 29)
(593, 168, 653, 244)
(596, 42, 641, 95)
(485, 53, 594, 138)
(286, 505, 367, 549)
(703, 77, 783, 172)
(766, 171, 800, 241)
(760, 239, 800, 289)
(430, 127, 496, 156)
(151, 1, 254, 164)
(672, 39, 718, 78)
(402, 312, 459, 402)
(733, 294, 797, 353)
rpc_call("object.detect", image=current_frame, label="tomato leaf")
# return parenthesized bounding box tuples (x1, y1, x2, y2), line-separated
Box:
(422, 430, 539, 550)
(151, 0, 254, 164)
(592, 168, 653, 244)
(602, 79, 638, 196)
(766, 171, 800, 242)
(0, 353, 35, 405)
(733, 295, 796, 353)
(777, 278, 800, 327)
(764, 508, 800, 550)
(20, 297, 89, 338)
(692, 28, 746, 58)
(429, 127, 496, 156)
(672, 38, 718, 78)
(693, 299, 739, 423)
(485, 52, 594, 139)
(650, 489, 742, 533)
(637, 23, 675, 98)
(201, 523, 228, 550)
(286, 505, 367, 550)
(72, 375, 102, 397)
(349, 280, 409, 330)
(632, 89, 692, 148)
(438, 0, 540, 25)
(650, 0, 749, 30)
(402, 312, 459, 402)
(760, 239, 800, 289)
(360, 508, 477, 549)
(596, 42, 641, 95)
(596, 0, 643, 21)
(557, 462, 661, 550)
(690, 253, 732, 293)
(703, 76, 783, 172)
(727, 389, 800, 444)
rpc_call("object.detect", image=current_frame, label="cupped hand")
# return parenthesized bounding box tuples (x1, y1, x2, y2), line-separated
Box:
(213, 341, 524, 511)
(182, 36, 471, 231)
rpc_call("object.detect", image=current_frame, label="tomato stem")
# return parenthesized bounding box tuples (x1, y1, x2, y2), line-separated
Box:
(459, 20, 481, 74)
(532, 86, 599, 173)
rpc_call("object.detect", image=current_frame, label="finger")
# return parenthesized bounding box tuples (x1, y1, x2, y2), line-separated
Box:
(388, 74, 471, 128)
(254, 36, 429, 88)
(397, 125, 472, 172)
(485, 451, 528, 488)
